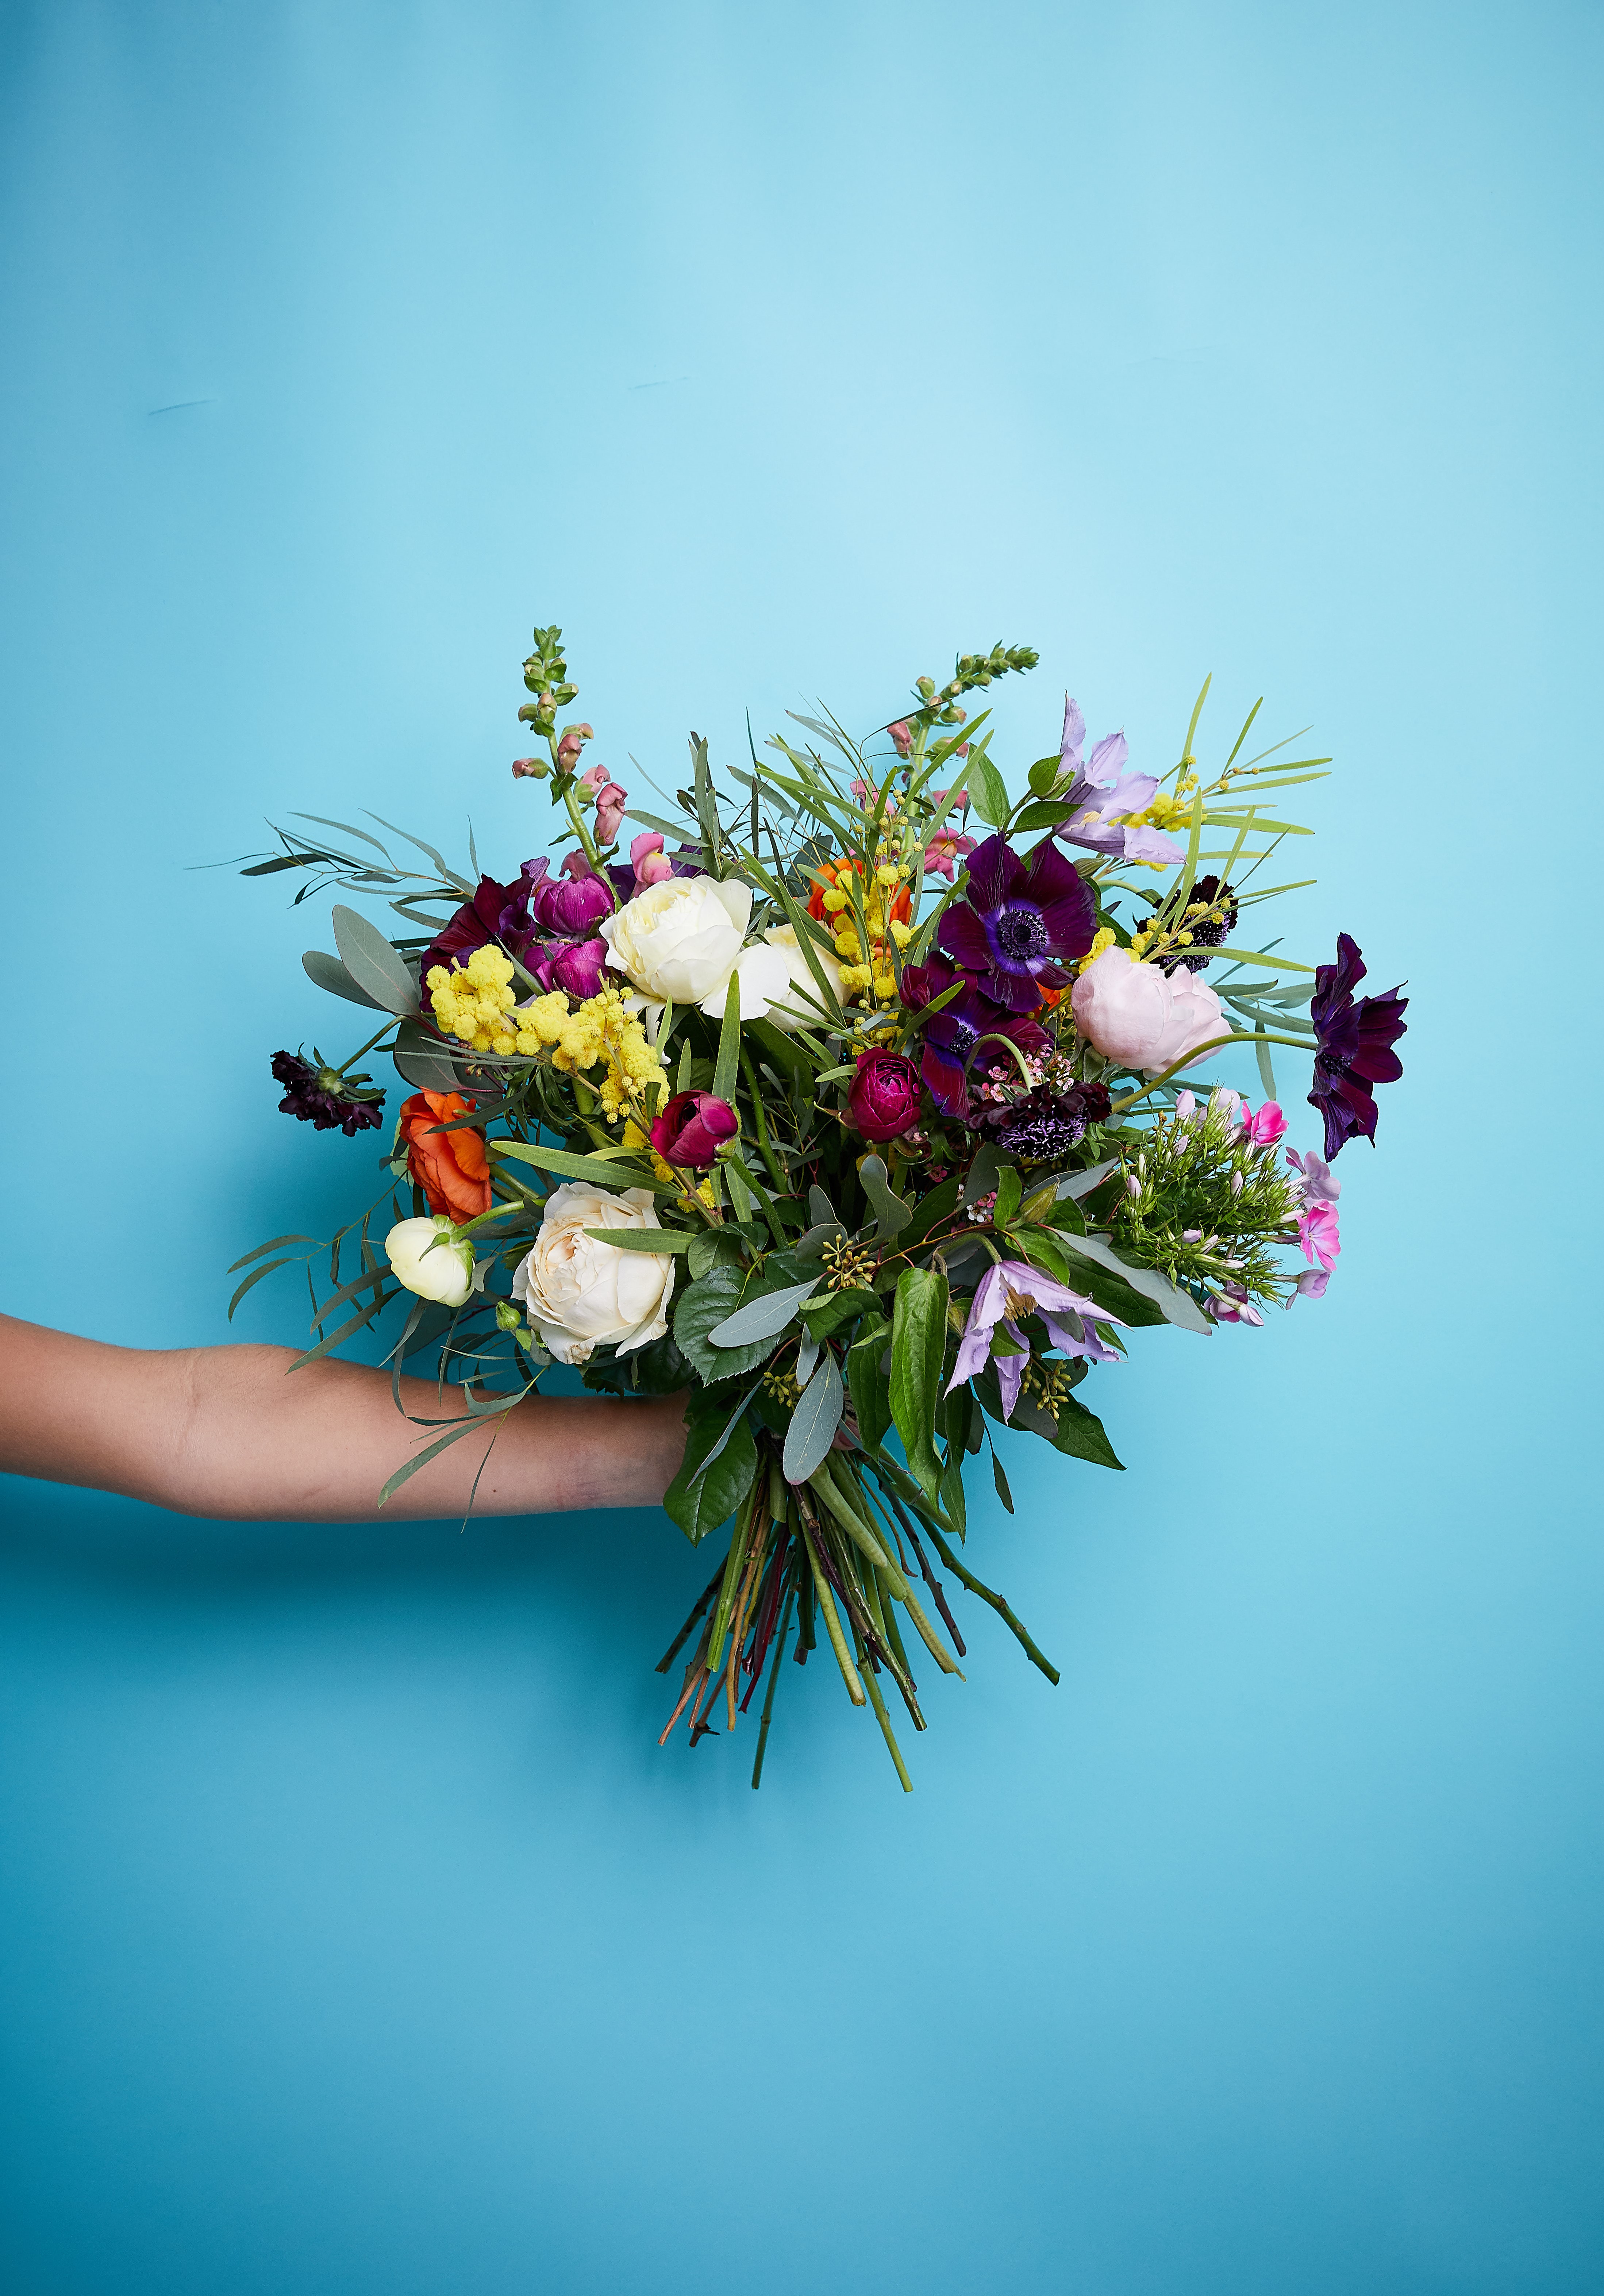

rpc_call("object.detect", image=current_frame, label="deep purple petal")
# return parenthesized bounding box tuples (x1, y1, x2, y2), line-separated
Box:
(920, 1040, 972, 1120)
(962, 833, 1024, 913)
(936, 905, 996, 971)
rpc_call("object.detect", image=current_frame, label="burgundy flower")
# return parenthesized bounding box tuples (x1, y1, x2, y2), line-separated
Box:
(848, 1049, 922, 1143)
(935, 833, 1096, 1012)
(1308, 933, 1408, 1160)
(418, 874, 528, 984)
(651, 1090, 738, 1169)
(527, 936, 611, 999)
(522, 856, 614, 940)
(1162, 874, 1238, 974)
(900, 956, 1048, 1124)
(992, 1080, 1111, 1162)
(271, 1050, 385, 1137)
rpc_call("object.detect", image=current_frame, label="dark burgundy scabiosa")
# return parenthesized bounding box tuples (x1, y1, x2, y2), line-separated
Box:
(271, 1051, 385, 1137)
(847, 1049, 922, 1143)
(1163, 874, 1238, 974)
(650, 1090, 738, 1169)
(901, 956, 1048, 1124)
(935, 833, 1097, 1012)
(992, 1080, 1112, 1163)
(1308, 932, 1408, 1159)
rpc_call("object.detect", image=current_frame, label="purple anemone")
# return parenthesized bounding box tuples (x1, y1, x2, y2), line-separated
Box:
(1308, 933, 1408, 1160)
(935, 832, 1096, 1013)
(901, 956, 1048, 1123)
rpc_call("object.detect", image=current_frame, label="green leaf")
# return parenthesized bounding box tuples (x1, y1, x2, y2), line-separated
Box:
(391, 1019, 465, 1095)
(582, 1227, 696, 1253)
(847, 1318, 893, 1452)
(707, 1275, 820, 1348)
(782, 1351, 844, 1483)
(688, 1228, 745, 1281)
(1051, 1393, 1125, 1470)
(302, 949, 386, 1009)
(491, 1141, 673, 1193)
(1012, 799, 1072, 832)
(939, 1453, 967, 1535)
(226, 1233, 319, 1276)
(1016, 1230, 1165, 1326)
(992, 1166, 1022, 1228)
(900, 1174, 962, 1247)
(662, 1405, 760, 1546)
(377, 1420, 486, 1508)
(331, 904, 421, 1017)
(890, 1265, 949, 1505)
(966, 750, 1011, 828)
(1054, 1230, 1213, 1335)
(800, 1286, 878, 1340)
(674, 1267, 788, 1381)
(858, 1153, 912, 1239)
(991, 1446, 1015, 1513)
(961, 1141, 1006, 1207)
(226, 1256, 299, 1321)
(712, 964, 741, 1103)
(746, 1017, 814, 1088)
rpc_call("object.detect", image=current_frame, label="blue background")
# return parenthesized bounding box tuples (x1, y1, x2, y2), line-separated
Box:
(3, 3, 1600, 2289)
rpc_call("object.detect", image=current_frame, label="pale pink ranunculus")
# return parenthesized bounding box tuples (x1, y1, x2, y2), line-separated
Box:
(1070, 946, 1228, 1076)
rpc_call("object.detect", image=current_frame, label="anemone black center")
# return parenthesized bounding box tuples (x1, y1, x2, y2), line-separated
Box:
(992, 902, 1049, 964)
(946, 1016, 979, 1059)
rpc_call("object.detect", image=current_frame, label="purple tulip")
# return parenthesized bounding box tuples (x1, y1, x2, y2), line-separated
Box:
(522, 856, 614, 939)
(935, 833, 1096, 1013)
(650, 1090, 738, 1169)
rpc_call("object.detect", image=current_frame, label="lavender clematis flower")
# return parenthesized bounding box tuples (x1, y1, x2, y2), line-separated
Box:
(946, 1258, 1124, 1422)
(935, 832, 1096, 1013)
(1054, 695, 1185, 867)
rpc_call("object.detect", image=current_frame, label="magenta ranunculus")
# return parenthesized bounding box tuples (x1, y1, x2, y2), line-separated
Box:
(848, 1049, 922, 1143)
(650, 1090, 739, 1169)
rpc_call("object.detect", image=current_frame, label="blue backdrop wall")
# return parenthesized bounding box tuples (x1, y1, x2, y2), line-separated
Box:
(3, 4, 1600, 2290)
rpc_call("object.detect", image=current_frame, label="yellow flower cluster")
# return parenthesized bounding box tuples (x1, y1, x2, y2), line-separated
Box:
(1127, 772, 1200, 837)
(427, 945, 520, 1051)
(427, 952, 665, 1120)
(818, 858, 913, 1002)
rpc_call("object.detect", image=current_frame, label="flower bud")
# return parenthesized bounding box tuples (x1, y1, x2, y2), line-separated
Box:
(888, 719, 913, 758)
(511, 755, 549, 779)
(495, 1299, 523, 1332)
(650, 1090, 739, 1170)
(847, 1048, 921, 1143)
(385, 1215, 475, 1307)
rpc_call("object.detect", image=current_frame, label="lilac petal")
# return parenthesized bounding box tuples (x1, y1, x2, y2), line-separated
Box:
(1098, 769, 1159, 814)
(1086, 730, 1129, 783)
(945, 1267, 1007, 1392)
(1120, 823, 1186, 866)
(995, 1335, 1025, 1422)
(1060, 694, 1085, 770)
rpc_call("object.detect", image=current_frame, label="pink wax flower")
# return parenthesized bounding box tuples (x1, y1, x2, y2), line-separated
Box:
(1242, 1101, 1287, 1147)
(923, 829, 977, 881)
(888, 720, 913, 758)
(630, 832, 674, 888)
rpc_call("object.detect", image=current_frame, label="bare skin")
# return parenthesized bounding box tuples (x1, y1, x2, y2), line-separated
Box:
(0, 1314, 688, 1522)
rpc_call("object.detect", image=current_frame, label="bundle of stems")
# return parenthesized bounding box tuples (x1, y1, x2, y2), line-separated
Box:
(654, 1438, 1061, 1792)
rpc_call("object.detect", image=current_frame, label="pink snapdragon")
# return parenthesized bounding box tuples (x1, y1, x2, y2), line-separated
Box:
(629, 832, 674, 888)
(888, 720, 913, 758)
(923, 829, 977, 881)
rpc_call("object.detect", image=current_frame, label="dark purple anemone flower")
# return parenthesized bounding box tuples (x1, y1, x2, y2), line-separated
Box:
(272, 1050, 385, 1137)
(1308, 932, 1408, 1159)
(992, 1080, 1112, 1163)
(935, 833, 1096, 1012)
(901, 956, 1048, 1123)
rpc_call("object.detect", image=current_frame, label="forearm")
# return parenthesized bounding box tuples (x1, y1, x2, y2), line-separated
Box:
(0, 1315, 687, 1521)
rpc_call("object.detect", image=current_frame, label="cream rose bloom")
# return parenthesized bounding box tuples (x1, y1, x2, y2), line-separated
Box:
(385, 1215, 476, 1307)
(600, 874, 751, 1007)
(1070, 945, 1228, 1076)
(699, 924, 841, 1030)
(511, 1182, 676, 1365)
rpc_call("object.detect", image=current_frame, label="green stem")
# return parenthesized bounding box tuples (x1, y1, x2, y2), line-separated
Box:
(739, 1048, 788, 1194)
(919, 1514, 1061, 1689)
(334, 1021, 397, 1075)
(750, 1583, 796, 1790)
(852, 1620, 913, 1792)
(799, 1512, 865, 1706)
(559, 780, 612, 887)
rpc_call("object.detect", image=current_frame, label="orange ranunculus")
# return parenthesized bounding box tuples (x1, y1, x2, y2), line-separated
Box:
(399, 1091, 492, 1221)
(1035, 982, 1065, 1010)
(807, 856, 912, 925)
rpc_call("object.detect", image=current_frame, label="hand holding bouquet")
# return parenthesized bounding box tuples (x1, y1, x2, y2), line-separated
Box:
(238, 625, 1406, 1788)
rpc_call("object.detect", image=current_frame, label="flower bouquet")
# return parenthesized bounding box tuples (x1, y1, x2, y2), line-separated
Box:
(236, 624, 1405, 1788)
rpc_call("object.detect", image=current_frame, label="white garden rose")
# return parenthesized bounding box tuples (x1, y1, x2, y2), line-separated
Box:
(699, 924, 841, 1030)
(511, 1181, 676, 1366)
(599, 874, 751, 1007)
(385, 1215, 476, 1307)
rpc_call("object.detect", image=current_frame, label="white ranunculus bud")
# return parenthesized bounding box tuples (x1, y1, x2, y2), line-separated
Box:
(511, 1181, 676, 1366)
(599, 874, 751, 1007)
(385, 1215, 476, 1307)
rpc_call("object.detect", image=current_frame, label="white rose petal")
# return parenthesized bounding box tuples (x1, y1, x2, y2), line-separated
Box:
(599, 874, 752, 1007)
(510, 1181, 676, 1366)
(385, 1215, 476, 1307)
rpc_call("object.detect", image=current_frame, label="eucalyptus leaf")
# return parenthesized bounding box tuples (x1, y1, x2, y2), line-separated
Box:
(783, 1352, 843, 1483)
(303, 949, 385, 1010)
(331, 904, 421, 1017)
(1054, 1230, 1213, 1335)
(858, 1154, 912, 1239)
(707, 1276, 820, 1348)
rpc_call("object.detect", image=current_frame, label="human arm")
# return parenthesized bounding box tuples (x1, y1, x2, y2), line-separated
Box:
(0, 1314, 688, 1521)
